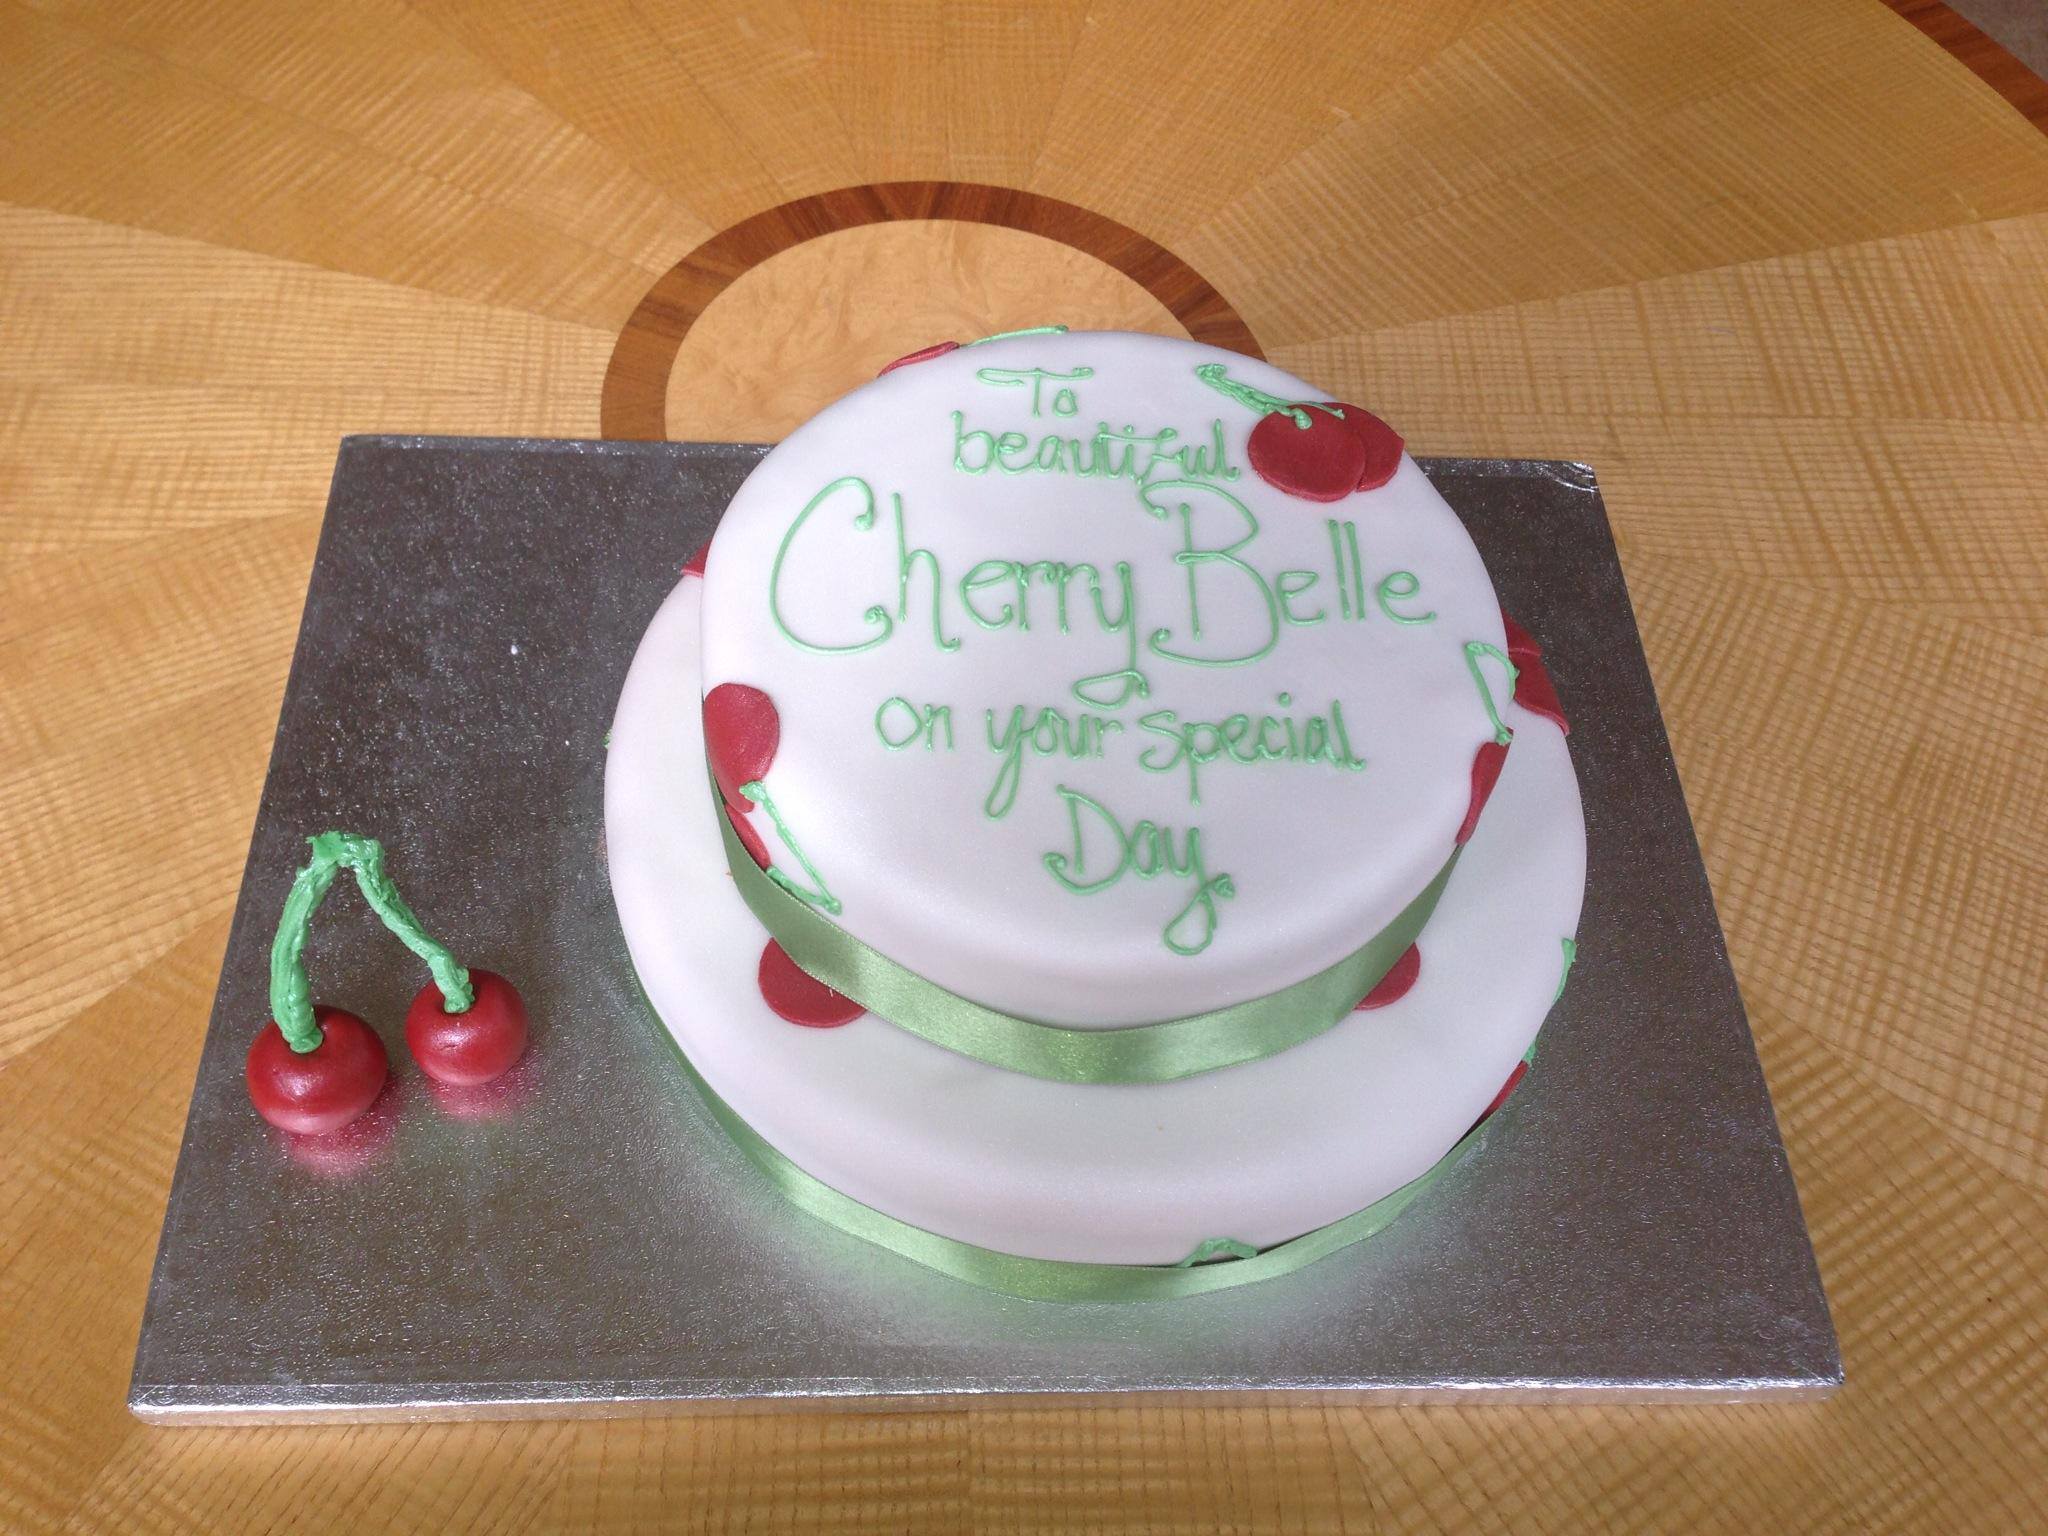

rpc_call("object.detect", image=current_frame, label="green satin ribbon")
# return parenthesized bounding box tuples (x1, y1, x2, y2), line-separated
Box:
(653, 1008, 1496, 1303)
(716, 786, 1461, 1085)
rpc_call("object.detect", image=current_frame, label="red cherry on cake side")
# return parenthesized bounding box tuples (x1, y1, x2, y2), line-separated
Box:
(758, 939, 863, 1028)
(247, 1007, 389, 1136)
(1457, 739, 1510, 845)
(1500, 610, 1543, 668)
(730, 805, 772, 869)
(1478, 1060, 1529, 1124)
(407, 967, 529, 1087)
(1354, 943, 1421, 1011)
(704, 682, 780, 815)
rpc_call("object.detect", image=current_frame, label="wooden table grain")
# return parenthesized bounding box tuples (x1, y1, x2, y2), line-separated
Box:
(3, 1, 2045, 1530)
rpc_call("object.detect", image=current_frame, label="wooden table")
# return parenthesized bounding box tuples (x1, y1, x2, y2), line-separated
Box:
(3, 2, 2044, 1529)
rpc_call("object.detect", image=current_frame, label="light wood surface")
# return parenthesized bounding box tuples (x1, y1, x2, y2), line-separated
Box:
(3, 1, 2046, 1530)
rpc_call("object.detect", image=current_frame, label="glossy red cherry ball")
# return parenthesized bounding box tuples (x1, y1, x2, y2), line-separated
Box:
(703, 682, 780, 814)
(246, 1007, 389, 1135)
(1247, 406, 1367, 502)
(406, 968, 528, 1087)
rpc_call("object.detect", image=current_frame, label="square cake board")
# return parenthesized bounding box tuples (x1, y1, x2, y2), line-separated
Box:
(129, 437, 1841, 1422)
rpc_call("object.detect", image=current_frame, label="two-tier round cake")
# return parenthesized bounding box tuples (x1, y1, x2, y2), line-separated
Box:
(605, 329, 1584, 1295)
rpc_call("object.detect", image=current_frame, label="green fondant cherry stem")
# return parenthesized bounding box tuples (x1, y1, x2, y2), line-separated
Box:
(268, 831, 474, 1050)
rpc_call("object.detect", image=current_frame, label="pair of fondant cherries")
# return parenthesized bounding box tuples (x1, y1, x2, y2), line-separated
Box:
(247, 972, 528, 1136)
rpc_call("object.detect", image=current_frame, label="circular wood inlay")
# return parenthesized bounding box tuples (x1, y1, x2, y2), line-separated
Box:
(600, 181, 1263, 440)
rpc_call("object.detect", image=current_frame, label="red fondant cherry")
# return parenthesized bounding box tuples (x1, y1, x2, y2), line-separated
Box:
(1478, 1060, 1529, 1124)
(1457, 739, 1510, 845)
(1354, 943, 1421, 1010)
(406, 968, 528, 1087)
(1323, 401, 1404, 490)
(681, 538, 711, 578)
(730, 806, 772, 869)
(1500, 610, 1543, 667)
(1513, 652, 1569, 733)
(1247, 406, 1368, 502)
(758, 939, 862, 1028)
(246, 1008, 389, 1135)
(879, 340, 959, 376)
(704, 682, 780, 814)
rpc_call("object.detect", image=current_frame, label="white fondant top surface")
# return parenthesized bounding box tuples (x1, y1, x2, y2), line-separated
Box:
(608, 579, 1586, 1264)
(700, 331, 1508, 1025)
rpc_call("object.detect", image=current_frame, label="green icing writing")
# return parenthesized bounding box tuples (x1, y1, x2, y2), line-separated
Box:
(983, 705, 1123, 819)
(1463, 641, 1518, 746)
(1194, 361, 1310, 429)
(1555, 935, 1578, 1003)
(953, 412, 1240, 502)
(875, 696, 953, 751)
(1323, 518, 1435, 627)
(1375, 569, 1435, 624)
(1136, 696, 1366, 805)
(770, 476, 893, 655)
(740, 780, 843, 915)
(1276, 568, 1324, 625)
(1043, 785, 1236, 956)
(269, 830, 472, 1052)
(769, 475, 959, 656)
(971, 365, 1092, 418)
(1145, 480, 1280, 670)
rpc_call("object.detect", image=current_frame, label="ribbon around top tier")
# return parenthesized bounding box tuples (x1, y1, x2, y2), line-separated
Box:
(715, 779, 1460, 1085)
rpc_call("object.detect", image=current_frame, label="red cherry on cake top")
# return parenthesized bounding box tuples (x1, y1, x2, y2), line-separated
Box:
(1323, 401, 1405, 491)
(247, 1007, 388, 1136)
(704, 682, 780, 814)
(1246, 405, 1368, 502)
(879, 340, 959, 376)
(407, 968, 529, 1087)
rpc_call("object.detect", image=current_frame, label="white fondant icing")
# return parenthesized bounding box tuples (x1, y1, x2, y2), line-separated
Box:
(608, 578, 1586, 1265)
(699, 331, 1506, 1026)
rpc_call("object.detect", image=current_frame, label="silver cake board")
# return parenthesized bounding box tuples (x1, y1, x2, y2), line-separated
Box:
(129, 437, 1840, 1422)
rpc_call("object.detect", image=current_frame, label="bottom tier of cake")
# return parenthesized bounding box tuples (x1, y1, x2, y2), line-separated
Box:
(606, 578, 1585, 1275)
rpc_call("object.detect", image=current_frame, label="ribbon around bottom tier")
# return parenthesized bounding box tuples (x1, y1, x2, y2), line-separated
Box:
(715, 784, 1461, 1085)
(648, 994, 1496, 1303)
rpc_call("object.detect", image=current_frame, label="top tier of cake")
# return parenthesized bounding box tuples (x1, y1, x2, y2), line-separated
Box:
(699, 330, 1510, 1027)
